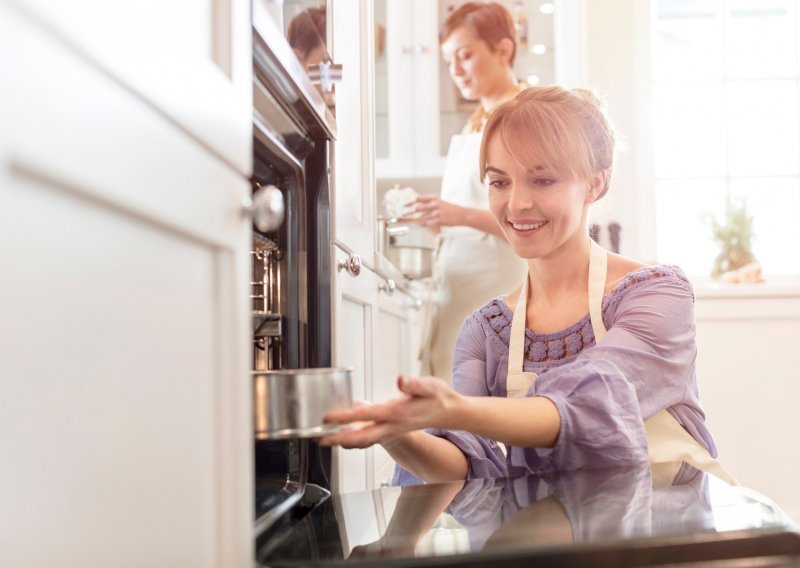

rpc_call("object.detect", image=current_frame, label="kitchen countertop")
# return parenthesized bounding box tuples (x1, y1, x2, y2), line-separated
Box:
(257, 463, 800, 567)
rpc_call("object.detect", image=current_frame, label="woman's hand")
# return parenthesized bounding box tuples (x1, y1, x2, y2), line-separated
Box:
(401, 195, 464, 234)
(318, 375, 462, 449)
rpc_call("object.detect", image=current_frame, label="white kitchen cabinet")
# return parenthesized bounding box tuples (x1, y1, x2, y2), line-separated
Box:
(11, 0, 252, 175)
(331, 243, 423, 492)
(331, 245, 379, 493)
(373, 288, 423, 486)
(0, 5, 251, 568)
(373, 0, 558, 179)
(374, 0, 440, 179)
(330, 0, 377, 260)
(693, 288, 800, 520)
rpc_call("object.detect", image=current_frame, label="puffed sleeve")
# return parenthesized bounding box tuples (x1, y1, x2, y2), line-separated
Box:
(582, 273, 696, 419)
(393, 313, 508, 485)
(513, 358, 650, 472)
(580, 271, 716, 455)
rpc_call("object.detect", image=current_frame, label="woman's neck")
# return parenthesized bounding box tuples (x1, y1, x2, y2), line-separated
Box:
(480, 72, 519, 112)
(525, 234, 592, 306)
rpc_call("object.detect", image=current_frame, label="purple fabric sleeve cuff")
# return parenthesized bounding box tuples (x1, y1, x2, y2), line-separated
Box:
(509, 359, 650, 473)
(391, 428, 508, 486)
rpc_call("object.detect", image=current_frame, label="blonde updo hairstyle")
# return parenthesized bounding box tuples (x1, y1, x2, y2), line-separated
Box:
(479, 86, 617, 200)
(439, 1, 518, 66)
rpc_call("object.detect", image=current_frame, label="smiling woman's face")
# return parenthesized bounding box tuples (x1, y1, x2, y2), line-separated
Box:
(441, 26, 509, 102)
(484, 134, 602, 260)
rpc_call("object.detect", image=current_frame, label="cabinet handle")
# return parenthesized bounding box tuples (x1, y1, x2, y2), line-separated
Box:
(400, 45, 412, 54)
(337, 254, 362, 277)
(378, 278, 396, 296)
(414, 44, 429, 54)
(243, 184, 285, 232)
(306, 61, 343, 92)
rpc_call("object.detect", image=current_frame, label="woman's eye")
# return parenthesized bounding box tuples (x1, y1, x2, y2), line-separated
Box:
(533, 178, 556, 187)
(488, 179, 507, 189)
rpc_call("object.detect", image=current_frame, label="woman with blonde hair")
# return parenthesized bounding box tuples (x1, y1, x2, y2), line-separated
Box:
(322, 86, 733, 487)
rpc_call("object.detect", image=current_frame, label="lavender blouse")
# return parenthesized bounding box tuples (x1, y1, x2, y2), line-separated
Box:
(395, 265, 717, 483)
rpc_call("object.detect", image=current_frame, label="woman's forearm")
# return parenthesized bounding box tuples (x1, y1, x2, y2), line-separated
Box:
(450, 395, 561, 448)
(383, 430, 468, 483)
(382, 395, 560, 481)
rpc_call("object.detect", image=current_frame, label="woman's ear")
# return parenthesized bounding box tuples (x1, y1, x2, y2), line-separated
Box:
(495, 37, 515, 66)
(585, 170, 607, 203)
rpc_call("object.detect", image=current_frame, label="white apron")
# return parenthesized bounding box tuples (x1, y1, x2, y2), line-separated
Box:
(506, 240, 737, 485)
(420, 133, 527, 379)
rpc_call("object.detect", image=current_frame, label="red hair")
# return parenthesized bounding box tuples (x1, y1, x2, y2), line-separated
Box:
(440, 2, 517, 65)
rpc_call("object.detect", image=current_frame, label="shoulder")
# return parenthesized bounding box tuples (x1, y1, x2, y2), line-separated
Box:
(455, 298, 511, 349)
(604, 253, 648, 293)
(605, 262, 694, 305)
(603, 264, 695, 334)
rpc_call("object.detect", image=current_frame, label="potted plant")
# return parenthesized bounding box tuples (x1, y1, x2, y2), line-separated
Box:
(707, 199, 758, 279)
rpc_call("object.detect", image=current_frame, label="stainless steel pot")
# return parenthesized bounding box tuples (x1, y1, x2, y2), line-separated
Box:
(253, 367, 352, 440)
(386, 244, 434, 279)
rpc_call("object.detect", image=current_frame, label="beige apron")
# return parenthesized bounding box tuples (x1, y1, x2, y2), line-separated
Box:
(506, 240, 737, 485)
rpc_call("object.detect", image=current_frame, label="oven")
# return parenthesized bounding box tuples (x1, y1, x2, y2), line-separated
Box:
(249, 2, 342, 559)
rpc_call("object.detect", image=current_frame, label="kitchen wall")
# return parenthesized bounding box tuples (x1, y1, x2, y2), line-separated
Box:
(583, 0, 655, 262)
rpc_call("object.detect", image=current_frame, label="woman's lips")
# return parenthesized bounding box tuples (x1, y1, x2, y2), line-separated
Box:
(508, 220, 548, 236)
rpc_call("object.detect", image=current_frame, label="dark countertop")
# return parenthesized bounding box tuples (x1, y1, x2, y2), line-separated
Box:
(257, 463, 800, 567)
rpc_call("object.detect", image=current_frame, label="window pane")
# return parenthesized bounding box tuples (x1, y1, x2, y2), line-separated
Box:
(727, 80, 799, 176)
(655, 179, 728, 276)
(725, 0, 796, 79)
(654, 0, 723, 81)
(729, 177, 800, 274)
(653, 82, 726, 178)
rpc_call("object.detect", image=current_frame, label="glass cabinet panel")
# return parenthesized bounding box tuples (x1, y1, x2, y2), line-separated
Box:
(374, 0, 390, 159)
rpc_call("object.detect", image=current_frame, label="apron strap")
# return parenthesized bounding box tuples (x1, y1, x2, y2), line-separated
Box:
(507, 274, 537, 397)
(588, 239, 609, 341)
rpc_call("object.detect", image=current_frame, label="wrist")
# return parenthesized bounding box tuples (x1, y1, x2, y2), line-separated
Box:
(440, 390, 470, 430)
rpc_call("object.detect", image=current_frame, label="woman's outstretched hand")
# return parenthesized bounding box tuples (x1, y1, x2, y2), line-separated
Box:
(401, 195, 463, 234)
(318, 375, 461, 449)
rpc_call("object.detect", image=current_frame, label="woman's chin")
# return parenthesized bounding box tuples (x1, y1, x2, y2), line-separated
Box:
(458, 87, 479, 102)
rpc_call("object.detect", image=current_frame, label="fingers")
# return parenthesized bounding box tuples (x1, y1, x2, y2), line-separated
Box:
(413, 201, 439, 214)
(397, 374, 438, 398)
(325, 399, 399, 424)
(324, 406, 375, 424)
(414, 194, 438, 203)
(318, 421, 402, 449)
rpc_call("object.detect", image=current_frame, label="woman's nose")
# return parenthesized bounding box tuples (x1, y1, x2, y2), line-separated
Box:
(450, 59, 463, 76)
(507, 185, 534, 213)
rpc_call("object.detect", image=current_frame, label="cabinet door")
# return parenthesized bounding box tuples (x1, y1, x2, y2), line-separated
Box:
(330, 0, 376, 259)
(331, 245, 380, 493)
(374, 0, 414, 179)
(9, 0, 252, 174)
(1, 9, 251, 567)
(374, 0, 449, 179)
(409, 0, 447, 177)
(373, 289, 422, 486)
